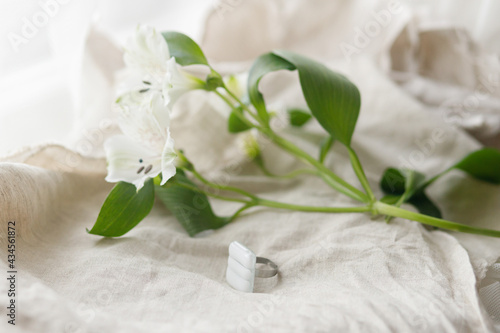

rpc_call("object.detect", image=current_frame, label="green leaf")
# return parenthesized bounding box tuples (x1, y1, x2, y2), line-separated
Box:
(228, 108, 251, 133)
(88, 179, 155, 237)
(248, 53, 296, 123)
(380, 168, 426, 198)
(380, 168, 406, 195)
(162, 31, 208, 66)
(454, 148, 500, 184)
(408, 193, 442, 218)
(273, 50, 361, 146)
(319, 136, 335, 163)
(288, 108, 312, 127)
(380, 168, 441, 219)
(155, 170, 229, 236)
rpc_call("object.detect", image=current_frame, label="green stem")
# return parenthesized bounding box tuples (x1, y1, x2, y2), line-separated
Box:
(222, 85, 263, 125)
(422, 167, 453, 188)
(375, 201, 500, 237)
(262, 167, 318, 179)
(385, 195, 406, 223)
(257, 199, 371, 213)
(255, 157, 318, 179)
(347, 147, 376, 202)
(177, 173, 500, 238)
(177, 178, 370, 215)
(227, 203, 255, 222)
(187, 168, 258, 200)
(214, 90, 257, 130)
(265, 130, 369, 203)
(171, 182, 249, 204)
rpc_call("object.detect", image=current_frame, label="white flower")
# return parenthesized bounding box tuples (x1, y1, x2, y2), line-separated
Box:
(119, 26, 205, 108)
(115, 68, 158, 101)
(163, 57, 205, 106)
(118, 26, 170, 99)
(123, 25, 170, 80)
(105, 91, 177, 190)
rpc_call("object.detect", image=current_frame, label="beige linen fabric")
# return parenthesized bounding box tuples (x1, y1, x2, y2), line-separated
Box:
(388, 25, 500, 148)
(1, 1, 500, 332)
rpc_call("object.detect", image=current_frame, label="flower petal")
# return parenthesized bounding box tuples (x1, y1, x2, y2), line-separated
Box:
(116, 91, 171, 152)
(104, 135, 162, 190)
(160, 130, 177, 185)
(124, 25, 170, 80)
(115, 67, 163, 99)
(163, 57, 204, 106)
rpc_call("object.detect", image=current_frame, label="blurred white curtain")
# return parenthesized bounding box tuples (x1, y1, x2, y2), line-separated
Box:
(0, 0, 216, 155)
(0, 0, 499, 156)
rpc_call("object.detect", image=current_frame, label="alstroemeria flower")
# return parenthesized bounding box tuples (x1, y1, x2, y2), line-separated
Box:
(105, 91, 177, 190)
(116, 25, 170, 99)
(119, 26, 205, 108)
(123, 25, 170, 80)
(163, 57, 205, 107)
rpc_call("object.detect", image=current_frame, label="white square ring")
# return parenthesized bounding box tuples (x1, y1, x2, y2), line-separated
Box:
(226, 241, 278, 292)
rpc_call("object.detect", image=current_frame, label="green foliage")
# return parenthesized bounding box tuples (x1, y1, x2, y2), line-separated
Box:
(273, 50, 361, 147)
(247, 53, 296, 123)
(380, 168, 406, 194)
(319, 136, 335, 163)
(162, 31, 208, 66)
(288, 108, 312, 127)
(380, 148, 500, 219)
(380, 168, 442, 218)
(407, 193, 442, 218)
(155, 170, 229, 236)
(228, 108, 251, 133)
(454, 148, 500, 184)
(247, 50, 361, 146)
(88, 179, 155, 237)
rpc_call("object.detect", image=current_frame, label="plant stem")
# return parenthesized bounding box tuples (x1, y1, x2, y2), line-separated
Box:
(347, 147, 376, 202)
(261, 166, 319, 179)
(176, 178, 371, 215)
(214, 90, 257, 129)
(176, 174, 500, 238)
(257, 199, 372, 213)
(422, 167, 453, 188)
(170, 182, 249, 203)
(264, 130, 369, 203)
(255, 157, 318, 179)
(222, 85, 263, 125)
(375, 201, 500, 237)
(227, 203, 255, 222)
(188, 168, 258, 200)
